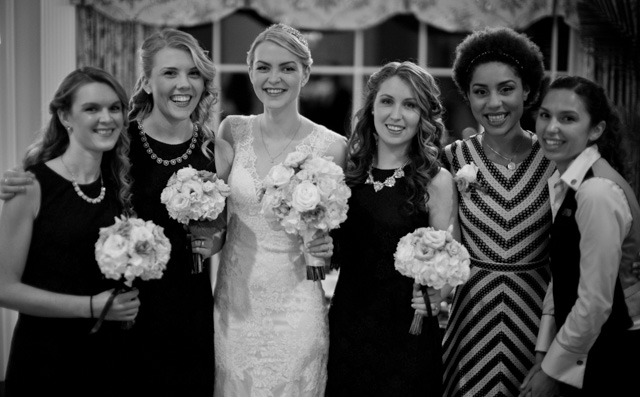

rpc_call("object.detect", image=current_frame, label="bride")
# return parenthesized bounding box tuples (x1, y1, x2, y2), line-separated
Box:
(213, 23, 347, 396)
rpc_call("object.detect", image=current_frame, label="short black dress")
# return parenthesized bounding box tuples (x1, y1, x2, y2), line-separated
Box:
(125, 122, 216, 397)
(5, 163, 126, 397)
(326, 166, 443, 397)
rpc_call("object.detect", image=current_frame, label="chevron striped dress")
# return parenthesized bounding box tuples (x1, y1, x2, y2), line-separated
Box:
(441, 133, 555, 397)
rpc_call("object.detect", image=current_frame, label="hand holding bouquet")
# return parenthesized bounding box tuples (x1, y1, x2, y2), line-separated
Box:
(261, 151, 351, 281)
(92, 215, 171, 333)
(161, 165, 230, 274)
(394, 225, 470, 335)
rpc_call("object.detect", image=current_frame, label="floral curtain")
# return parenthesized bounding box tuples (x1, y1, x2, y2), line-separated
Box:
(75, 6, 158, 96)
(71, 0, 579, 31)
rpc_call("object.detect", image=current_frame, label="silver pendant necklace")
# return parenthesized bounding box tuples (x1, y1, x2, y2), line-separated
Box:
(365, 160, 410, 192)
(483, 133, 529, 170)
(260, 116, 302, 163)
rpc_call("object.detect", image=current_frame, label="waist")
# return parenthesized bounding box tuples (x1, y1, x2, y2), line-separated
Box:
(471, 257, 549, 272)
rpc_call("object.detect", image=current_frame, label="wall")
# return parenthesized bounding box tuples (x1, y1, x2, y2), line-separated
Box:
(0, 0, 76, 380)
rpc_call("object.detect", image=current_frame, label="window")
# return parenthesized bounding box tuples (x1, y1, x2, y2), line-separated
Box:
(181, 12, 571, 141)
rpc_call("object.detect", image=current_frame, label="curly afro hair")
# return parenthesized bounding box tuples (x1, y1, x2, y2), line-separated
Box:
(452, 27, 545, 108)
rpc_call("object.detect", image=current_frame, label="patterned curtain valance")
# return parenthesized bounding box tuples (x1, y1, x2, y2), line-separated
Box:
(70, 0, 579, 31)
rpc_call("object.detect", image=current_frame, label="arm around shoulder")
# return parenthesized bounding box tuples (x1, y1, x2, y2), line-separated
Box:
(214, 137, 234, 183)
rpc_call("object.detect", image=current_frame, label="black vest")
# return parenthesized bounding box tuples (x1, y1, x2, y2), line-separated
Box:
(549, 169, 632, 334)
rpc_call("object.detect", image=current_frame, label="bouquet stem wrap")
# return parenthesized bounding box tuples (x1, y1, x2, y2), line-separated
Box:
(301, 228, 326, 281)
(188, 219, 218, 275)
(409, 285, 434, 335)
(90, 280, 134, 334)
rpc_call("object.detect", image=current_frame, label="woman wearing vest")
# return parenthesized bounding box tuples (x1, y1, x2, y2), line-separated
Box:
(519, 75, 640, 397)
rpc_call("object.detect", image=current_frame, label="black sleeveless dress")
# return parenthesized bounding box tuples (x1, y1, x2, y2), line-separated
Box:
(326, 167, 443, 397)
(125, 122, 215, 397)
(5, 163, 126, 397)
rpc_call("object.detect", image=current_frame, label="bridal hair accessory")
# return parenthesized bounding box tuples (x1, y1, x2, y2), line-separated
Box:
(92, 215, 171, 333)
(394, 225, 470, 335)
(261, 151, 351, 281)
(466, 51, 522, 74)
(272, 23, 309, 48)
(161, 165, 230, 274)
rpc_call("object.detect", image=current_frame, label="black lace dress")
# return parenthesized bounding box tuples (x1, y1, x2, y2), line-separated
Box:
(5, 163, 127, 397)
(326, 167, 443, 397)
(125, 122, 216, 397)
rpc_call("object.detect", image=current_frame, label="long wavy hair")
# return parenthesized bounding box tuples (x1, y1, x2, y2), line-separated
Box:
(23, 66, 133, 213)
(128, 28, 218, 158)
(347, 61, 445, 214)
(545, 75, 627, 176)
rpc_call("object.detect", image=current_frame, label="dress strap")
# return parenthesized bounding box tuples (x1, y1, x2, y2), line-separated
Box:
(470, 257, 549, 272)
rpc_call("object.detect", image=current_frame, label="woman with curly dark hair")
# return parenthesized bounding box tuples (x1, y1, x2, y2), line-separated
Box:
(326, 61, 459, 396)
(439, 27, 556, 396)
(0, 67, 140, 396)
(520, 75, 640, 397)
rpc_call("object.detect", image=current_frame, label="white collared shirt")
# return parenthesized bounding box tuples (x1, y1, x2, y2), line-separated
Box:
(536, 145, 635, 388)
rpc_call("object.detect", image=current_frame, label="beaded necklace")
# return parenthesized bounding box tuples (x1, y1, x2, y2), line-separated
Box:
(365, 160, 410, 192)
(60, 156, 105, 204)
(138, 120, 198, 166)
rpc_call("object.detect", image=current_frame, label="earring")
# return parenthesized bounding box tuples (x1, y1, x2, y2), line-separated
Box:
(65, 126, 72, 132)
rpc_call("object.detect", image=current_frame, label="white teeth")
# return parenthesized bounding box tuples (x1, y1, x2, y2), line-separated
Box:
(171, 95, 190, 103)
(487, 114, 506, 124)
(266, 88, 284, 95)
(386, 124, 403, 132)
(95, 129, 113, 136)
(544, 139, 563, 147)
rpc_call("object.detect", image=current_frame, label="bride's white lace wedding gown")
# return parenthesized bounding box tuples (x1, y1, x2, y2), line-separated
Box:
(214, 115, 342, 396)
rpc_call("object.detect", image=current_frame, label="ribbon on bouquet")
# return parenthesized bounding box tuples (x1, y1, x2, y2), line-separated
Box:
(409, 285, 434, 335)
(89, 281, 134, 334)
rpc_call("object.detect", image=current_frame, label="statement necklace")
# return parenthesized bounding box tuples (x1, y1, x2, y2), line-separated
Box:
(365, 160, 410, 192)
(60, 156, 105, 204)
(483, 133, 528, 170)
(138, 120, 198, 166)
(260, 116, 302, 163)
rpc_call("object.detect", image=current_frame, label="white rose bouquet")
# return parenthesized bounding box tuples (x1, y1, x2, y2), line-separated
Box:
(161, 165, 230, 274)
(394, 225, 470, 335)
(454, 162, 487, 198)
(261, 151, 351, 281)
(92, 215, 171, 333)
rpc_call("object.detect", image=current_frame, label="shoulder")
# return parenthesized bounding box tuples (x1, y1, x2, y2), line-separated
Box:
(218, 115, 255, 144)
(578, 176, 628, 208)
(428, 167, 455, 190)
(311, 122, 347, 168)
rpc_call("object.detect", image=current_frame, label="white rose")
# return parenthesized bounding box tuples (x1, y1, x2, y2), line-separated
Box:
(283, 151, 309, 168)
(455, 162, 478, 183)
(291, 181, 321, 212)
(265, 164, 294, 188)
(176, 166, 198, 181)
(394, 237, 416, 264)
(160, 186, 177, 206)
(316, 177, 338, 199)
(419, 228, 447, 250)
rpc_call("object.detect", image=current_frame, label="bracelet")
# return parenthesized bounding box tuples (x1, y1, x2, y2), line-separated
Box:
(89, 295, 95, 319)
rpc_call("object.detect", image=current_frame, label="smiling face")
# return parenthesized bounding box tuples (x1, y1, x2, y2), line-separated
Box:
(144, 47, 204, 125)
(60, 82, 124, 154)
(372, 75, 420, 154)
(536, 88, 604, 174)
(249, 41, 309, 111)
(468, 62, 529, 137)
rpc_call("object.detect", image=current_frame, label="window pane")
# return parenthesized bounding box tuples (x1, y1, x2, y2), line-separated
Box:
(523, 17, 570, 71)
(306, 31, 354, 66)
(219, 72, 262, 118)
(300, 75, 353, 136)
(426, 26, 467, 68)
(438, 76, 476, 144)
(179, 23, 213, 57)
(221, 9, 271, 64)
(364, 15, 419, 66)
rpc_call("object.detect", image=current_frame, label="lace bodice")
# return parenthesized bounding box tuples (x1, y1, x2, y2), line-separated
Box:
(214, 115, 342, 396)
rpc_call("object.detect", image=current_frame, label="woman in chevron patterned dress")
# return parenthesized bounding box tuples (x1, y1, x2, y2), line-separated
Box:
(440, 27, 556, 397)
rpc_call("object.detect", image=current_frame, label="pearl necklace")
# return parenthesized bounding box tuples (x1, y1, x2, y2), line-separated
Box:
(60, 156, 105, 204)
(138, 120, 198, 166)
(365, 160, 410, 192)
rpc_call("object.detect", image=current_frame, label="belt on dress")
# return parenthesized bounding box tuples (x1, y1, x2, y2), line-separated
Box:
(470, 257, 549, 272)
